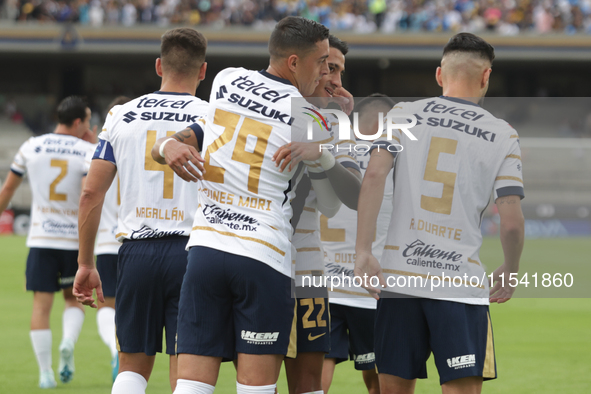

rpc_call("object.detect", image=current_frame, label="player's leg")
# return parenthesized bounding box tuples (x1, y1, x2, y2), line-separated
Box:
(320, 303, 349, 393)
(362, 369, 380, 394)
(58, 249, 85, 384)
(26, 248, 60, 388)
(441, 377, 483, 394)
(231, 252, 295, 394)
(344, 305, 379, 394)
(285, 296, 330, 394)
(425, 300, 494, 394)
(378, 374, 416, 394)
(97, 254, 119, 381)
(113, 353, 155, 394)
(374, 297, 431, 394)
(174, 246, 234, 392)
(321, 358, 336, 393)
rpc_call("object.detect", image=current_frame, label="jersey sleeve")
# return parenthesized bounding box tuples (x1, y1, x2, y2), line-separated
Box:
(93, 109, 117, 165)
(493, 133, 525, 200)
(188, 117, 206, 151)
(10, 138, 32, 177)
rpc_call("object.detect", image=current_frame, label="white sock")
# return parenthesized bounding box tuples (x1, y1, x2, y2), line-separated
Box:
(112, 371, 148, 394)
(97, 307, 118, 358)
(302, 392, 324, 394)
(62, 307, 85, 344)
(173, 379, 215, 394)
(30, 329, 52, 373)
(237, 382, 277, 394)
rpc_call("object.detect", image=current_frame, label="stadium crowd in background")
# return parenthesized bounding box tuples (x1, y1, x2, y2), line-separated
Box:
(2, 0, 591, 35)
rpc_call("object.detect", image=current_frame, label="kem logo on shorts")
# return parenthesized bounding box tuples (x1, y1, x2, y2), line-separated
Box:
(354, 352, 376, 364)
(447, 354, 476, 370)
(241, 330, 279, 345)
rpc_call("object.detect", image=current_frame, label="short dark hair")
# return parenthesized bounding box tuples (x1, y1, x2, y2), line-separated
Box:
(329, 35, 348, 56)
(269, 16, 330, 60)
(57, 96, 88, 126)
(354, 93, 395, 118)
(161, 28, 207, 75)
(443, 33, 495, 63)
(107, 96, 131, 112)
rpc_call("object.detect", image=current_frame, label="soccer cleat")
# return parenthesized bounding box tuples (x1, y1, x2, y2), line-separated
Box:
(39, 370, 57, 389)
(58, 338, 75, 383)
(111, 355, 119, 383)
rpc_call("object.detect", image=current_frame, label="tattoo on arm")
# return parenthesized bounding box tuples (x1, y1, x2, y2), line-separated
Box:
(497, 196, 519, 205)
(172, 128, 193, 143)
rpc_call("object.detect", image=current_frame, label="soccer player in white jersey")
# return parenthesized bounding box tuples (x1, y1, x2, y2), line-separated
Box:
(72, 28, 208, 394)
(0, 96, 95, 389)
(84, 96, 131, 383)
(161, 17, 330, 394)
(320, 94, 396, 394)
(286, 35, 362, 394)
(355, 33, 525, 394)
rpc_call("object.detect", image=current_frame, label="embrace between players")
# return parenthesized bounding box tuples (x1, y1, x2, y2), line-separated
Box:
(71, 17, 524, 394)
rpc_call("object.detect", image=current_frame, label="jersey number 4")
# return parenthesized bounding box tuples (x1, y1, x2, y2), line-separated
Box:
(203, 109, 273, 194)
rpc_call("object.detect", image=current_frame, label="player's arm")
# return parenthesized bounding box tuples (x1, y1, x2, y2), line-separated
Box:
(0, 171, 23, 214)
(354, 148, 393, 298)
(489, 195, 524, 304)
(151, 125, 205, 182)
(74, 159, 116, 308)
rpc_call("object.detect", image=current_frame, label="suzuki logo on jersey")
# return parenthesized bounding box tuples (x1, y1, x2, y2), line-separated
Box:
(241, 331, 279, 345)
(305, 109, 418, 142)
(123, 111, 137, 123)
(447, 354, 476, 369)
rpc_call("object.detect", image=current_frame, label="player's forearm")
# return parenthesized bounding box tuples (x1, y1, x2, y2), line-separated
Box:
(325, 164, 362, 210)
(499, 215, 524, 273)
(310, 176, 341, 218)
(0, 172, 22, 214)
(356, 169, 387, 254)
(151, 137, 172, 164)
(78, 190, 105, 268)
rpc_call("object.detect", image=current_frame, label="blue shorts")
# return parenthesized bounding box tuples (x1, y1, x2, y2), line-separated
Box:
(115, 236, 188, 356)
(326, 303, 376, 370)
(375, 297, 497, 385)
(295, 297, 330, 353)
(176, 246, 296, 359)
(96, 254, 118, 298)
(25, 248, 78, 292)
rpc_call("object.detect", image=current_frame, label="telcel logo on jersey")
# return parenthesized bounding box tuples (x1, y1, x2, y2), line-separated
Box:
(305, 108, 418, 153)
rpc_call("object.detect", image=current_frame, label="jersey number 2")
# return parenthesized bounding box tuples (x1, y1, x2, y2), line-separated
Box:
(49, 159, 68, 201)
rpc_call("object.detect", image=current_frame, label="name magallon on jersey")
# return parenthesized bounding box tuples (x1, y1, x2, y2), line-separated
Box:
(187, 68, 331, 278)
(11, 134, 95, 250)
(376, 96, 524, 304)
(94, 92, 208, 241)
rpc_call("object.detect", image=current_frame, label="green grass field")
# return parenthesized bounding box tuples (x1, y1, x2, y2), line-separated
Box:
(1, 235, 590, 393)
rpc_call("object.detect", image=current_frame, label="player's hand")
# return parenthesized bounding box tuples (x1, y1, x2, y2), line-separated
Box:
(81, 125, 98, 144)
(73, 266, 104, 308)
(331, 87, 354, 115)
(354, 251, 386, 300)
(489, 263, 517, 304)
(273, 142, 322, 173)
(163, 139, 205, 182)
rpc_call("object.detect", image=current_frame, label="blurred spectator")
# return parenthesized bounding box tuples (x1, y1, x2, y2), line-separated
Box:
(3, 0, 591, 35)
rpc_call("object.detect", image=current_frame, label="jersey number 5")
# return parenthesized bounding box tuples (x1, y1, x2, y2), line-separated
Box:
(420, 136, 458, 215)
(203, 109, 273, 194)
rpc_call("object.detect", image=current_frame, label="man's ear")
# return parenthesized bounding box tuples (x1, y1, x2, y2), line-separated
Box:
(199, 62, 207, 81)
(482, 67, 492, 89)
(287, 54, 299, 73)
(155, 58, 163, 77)
(435, 66, 443, 87)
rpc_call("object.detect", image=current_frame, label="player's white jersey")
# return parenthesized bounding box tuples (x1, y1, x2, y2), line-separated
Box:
(11, 134, 95, 250)
(293, 118, 358, 287)
(321, 139, 393, 309)
(94, 92, 208, 241)
(84, 148, 121, 255)
(187, 68, 331, 278)
(377, 96, 524, 304)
